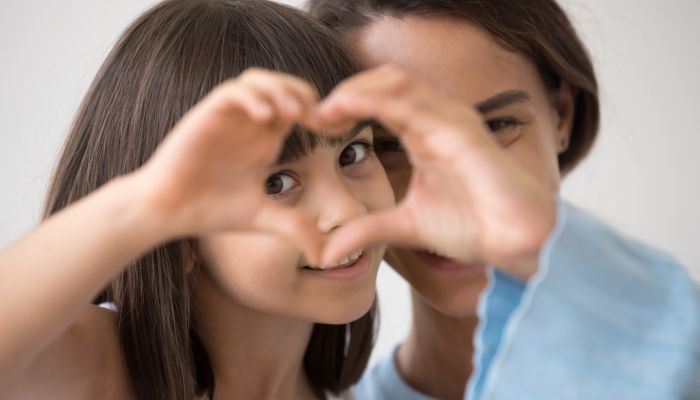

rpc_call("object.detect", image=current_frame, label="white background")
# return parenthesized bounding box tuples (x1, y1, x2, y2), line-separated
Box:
(1, 0, 698, 364)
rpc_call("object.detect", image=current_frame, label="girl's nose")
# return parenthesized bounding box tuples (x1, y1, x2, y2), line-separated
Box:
(316, 183, 368, 235)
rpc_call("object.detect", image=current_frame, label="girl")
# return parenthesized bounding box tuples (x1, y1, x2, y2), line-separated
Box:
(308, 0, 700, 399)
(0, 0, 394, 399)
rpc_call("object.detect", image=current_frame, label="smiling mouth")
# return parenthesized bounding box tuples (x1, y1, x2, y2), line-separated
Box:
(302, 249, 364, 271)
(424, 249, 450, 259)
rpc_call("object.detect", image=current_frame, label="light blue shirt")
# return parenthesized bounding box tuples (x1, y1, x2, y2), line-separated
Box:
(352, 346, 433, 400)
(354, 200, 700, 400)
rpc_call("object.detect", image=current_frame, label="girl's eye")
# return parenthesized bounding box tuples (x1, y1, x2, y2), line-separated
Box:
(339, 141, 373, 167)
(265, 173, 298, 196)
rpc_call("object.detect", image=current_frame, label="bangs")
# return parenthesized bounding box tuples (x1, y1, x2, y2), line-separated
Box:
(277, 120, 376, 164)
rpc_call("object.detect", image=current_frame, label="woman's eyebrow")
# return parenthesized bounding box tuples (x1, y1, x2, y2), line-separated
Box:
(475, 90, 531, 114)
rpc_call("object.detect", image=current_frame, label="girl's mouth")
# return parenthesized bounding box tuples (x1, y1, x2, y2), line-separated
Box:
(301, 249, 371, 280)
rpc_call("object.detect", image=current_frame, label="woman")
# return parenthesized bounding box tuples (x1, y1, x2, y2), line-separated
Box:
(308, 1, 700, 399)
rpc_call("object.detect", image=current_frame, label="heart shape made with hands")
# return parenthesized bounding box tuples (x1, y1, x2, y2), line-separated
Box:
(158, 67, 555, 276)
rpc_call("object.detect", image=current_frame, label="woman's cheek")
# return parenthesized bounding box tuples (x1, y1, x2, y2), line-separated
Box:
(376, 150, 412, 201)
(371, 161, 399, 209)
(502, 126, 562, 192)
(385, 167, 411, 201)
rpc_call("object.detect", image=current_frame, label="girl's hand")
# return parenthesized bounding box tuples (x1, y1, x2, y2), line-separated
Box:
(133, 69, 324, 263)
(313, 65, 556, 279)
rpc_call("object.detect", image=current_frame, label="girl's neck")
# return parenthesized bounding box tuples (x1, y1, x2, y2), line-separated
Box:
(396, 290, 478, 400)
(193, 275, 317, 400)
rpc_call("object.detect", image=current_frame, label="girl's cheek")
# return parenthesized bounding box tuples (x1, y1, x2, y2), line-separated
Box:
(343, 159, 378, 180)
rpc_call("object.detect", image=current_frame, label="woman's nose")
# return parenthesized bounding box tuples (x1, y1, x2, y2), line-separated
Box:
(315, 183, 368, 235)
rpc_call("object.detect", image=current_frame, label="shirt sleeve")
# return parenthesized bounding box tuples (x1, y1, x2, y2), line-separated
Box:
(353, 346, 435, 400)
(468, 199, 700, 400)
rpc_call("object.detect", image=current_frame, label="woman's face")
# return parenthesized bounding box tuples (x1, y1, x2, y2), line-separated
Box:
(350, 16, 573, 317)
(197, 126, 394, 324)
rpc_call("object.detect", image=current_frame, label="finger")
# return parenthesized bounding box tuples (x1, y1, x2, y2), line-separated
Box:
(253, 70, 320, 110)
(321, 208, 418, 266)
(325, 64, 404, 102)
(240, 70, 320, 121)
(305, 109, 357, 135)
(317, 64, 483, 145)
(207, 81, 277, 123)
(274, 74, 320, 110)
(317, 91, 419, 138)
(251, 204, 324, 266)
(317, 86, 493, 166)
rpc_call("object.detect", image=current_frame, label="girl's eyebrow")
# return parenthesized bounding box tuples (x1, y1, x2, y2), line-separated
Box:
(475, 90, 531, 114)
(274, 120, 375, 165)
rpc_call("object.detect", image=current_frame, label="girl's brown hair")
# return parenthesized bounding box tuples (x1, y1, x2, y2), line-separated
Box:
(306, 0, 600, 174)
(43, 0, 375, 399)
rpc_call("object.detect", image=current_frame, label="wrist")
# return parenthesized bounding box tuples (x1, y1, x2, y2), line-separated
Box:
(101, 173, 176, 248)
(495, 196, 558, 281)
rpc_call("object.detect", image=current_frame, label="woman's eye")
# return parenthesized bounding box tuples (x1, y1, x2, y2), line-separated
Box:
(486, 118, 517, 134)
(339, 142, 373, 167)
(374, 138, 403, 153)
(265, 173, 298, 196)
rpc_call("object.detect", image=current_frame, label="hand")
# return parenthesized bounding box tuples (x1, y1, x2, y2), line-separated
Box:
(313, 65, 556, 278)
(133, 69, 324, 264)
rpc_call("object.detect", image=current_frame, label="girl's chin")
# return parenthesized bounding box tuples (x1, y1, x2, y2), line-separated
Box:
(303, 296, 376, 325)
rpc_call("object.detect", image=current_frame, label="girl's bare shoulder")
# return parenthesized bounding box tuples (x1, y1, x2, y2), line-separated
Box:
(4, 305, 133, 399)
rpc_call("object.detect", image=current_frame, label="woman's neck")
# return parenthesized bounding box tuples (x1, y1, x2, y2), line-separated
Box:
(396, 290, 479, 400)
(193, 276, 317, 399)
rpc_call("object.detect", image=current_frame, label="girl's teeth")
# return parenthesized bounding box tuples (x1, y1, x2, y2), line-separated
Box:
(428, 249, 448, 258)
(332, 249, 363, 267)
(337, 256, 351, 266)
(307, 249, 364, 270)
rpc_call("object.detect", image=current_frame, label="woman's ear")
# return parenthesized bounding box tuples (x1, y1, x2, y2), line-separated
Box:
(551, 82, 575, 154)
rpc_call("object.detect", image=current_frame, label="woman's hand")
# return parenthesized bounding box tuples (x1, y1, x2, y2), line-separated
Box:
(313, 65, 557, 278)
(134, 69, 324, 263)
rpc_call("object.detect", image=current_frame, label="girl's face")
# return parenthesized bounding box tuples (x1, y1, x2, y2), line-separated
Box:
(197, 126, 394, 324)
(350, 16, 574, 317)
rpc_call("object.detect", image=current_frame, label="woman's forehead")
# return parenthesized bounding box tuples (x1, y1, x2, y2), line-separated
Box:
(351, 15, 543, 105)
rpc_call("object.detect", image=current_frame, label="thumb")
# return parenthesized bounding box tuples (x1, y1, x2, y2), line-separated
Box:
(252, 204, 325, 266)
(321, 208, 417, 266)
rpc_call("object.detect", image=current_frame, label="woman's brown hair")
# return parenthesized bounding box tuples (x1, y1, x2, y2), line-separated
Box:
(306, 0, 600, 174)
(43, 0, 375, 399)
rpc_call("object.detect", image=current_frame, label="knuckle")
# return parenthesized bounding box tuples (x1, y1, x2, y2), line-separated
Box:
(211, 80, 239, 100)
(382, 65, 412, 94)
(239, 68, 267, 82)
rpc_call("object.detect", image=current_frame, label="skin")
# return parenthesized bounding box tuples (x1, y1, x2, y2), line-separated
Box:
(0, 70, 394, 399)
(314, 16, 576, 400)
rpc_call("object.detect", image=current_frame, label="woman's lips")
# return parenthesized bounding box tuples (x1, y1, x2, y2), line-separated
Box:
(413, 250, 486, 271)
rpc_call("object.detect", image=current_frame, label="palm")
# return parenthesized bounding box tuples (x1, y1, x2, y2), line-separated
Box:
(408, 133, 554, 266)
(144, 101, 286, 234)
